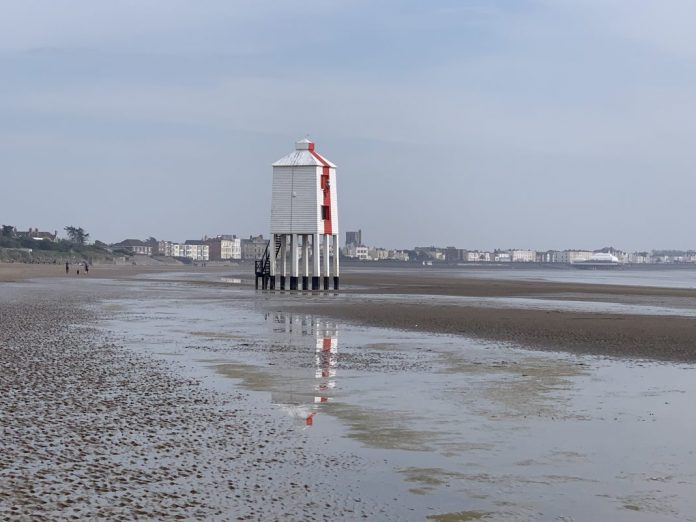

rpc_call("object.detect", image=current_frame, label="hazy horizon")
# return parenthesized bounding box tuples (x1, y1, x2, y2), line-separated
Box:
(3, 1, 696, 252)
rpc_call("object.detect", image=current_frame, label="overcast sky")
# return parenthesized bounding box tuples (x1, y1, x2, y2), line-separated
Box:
(2, 1, 695, 251)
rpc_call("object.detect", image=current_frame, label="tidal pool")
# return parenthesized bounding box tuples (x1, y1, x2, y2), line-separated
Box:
(100, 278, 696, 521)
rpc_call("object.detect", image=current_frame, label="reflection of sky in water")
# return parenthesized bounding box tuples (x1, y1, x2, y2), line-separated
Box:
(100, 279, 696, 521)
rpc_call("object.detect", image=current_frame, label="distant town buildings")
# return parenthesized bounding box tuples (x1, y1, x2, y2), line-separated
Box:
(465, 251, 491, 262)
(157, 240, 173, 257)
(494, 251, 511, 262)
(369, 247, 389, 260)
(345, 230, 362, 247)
(354, 246, 369, 260)
(389, 250, 410, 262)
(240, 235, 268, 260)
(510, 249, 536, 263)
(113, 234, 267, 262)
(444, 247, 460, 263)
(556, 250, 594, 264)
(113, 239, 153, 256)
(414, 247, 445, 261)
(156, 240, 208, 261)
(343, 242, 409, 261)
(183, 240, 210, 261)
(205, 236, 241, 261)
(8, 221, 692, 267)
(15, 228, 58, 241)
(628, 252, 651, 264)
(537, 250, 558, 263)
(18, 224, 692, 267)
(338, 240, 682, 266)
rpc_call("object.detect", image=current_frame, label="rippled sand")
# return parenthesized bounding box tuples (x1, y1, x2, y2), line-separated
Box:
(0, 287, 377, 520)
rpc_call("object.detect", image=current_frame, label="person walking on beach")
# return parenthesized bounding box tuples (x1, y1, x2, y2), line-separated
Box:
(65, 262, 69, 275)
(84, 262, 89, 275)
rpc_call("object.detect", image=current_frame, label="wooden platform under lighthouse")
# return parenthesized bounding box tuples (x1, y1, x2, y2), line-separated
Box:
(256, 139, 340, 291)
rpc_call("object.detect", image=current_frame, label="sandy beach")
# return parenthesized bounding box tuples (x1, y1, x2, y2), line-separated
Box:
(0, 278, 376, 520)
(0, 262, 232, 283)
(2, 263, 696, 520)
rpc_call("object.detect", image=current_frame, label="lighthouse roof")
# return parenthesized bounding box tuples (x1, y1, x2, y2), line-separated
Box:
(272, 139, 336, 168)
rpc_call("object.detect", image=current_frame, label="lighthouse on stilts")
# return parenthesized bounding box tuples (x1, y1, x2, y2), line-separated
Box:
(256, 139, 339, 291)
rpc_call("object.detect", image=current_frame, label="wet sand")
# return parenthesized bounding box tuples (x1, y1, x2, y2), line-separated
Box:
(3, 268, 696, 519)
(0, 262, 233, 282)
(292, 301, 696, 363)
(0, 285, 375, 520)
(283, 271, 696, 363)
(102, 287, 696, 521)
(6, 262, 696, 362)
(341, 270, 696, 299)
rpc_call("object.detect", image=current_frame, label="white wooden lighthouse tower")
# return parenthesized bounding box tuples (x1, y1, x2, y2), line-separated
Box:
(263, 139, 339, 291)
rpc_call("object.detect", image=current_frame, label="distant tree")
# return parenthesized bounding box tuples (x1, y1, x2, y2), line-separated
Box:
(653, 249, 686, 257)
(64, 226, 90, 246)
(64, 226, 77, 241)
(146, 237, 160, 255)
(1, 225, 15, 238)
(78, 228, 90, 245)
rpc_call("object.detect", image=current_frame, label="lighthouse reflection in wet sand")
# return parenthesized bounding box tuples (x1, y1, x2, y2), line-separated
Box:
(268, 313, 338, 428)
(269, 139, 339, 291)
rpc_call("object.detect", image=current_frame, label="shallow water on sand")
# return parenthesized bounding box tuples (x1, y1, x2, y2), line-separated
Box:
(300, 292, 696, 317)
(93, 277, 696, 521)
(349, 265, 696, 289)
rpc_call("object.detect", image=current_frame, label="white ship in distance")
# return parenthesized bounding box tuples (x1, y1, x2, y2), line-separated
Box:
(571, 252, 621, 269)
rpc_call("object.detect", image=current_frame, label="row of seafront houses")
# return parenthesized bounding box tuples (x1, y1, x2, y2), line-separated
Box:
(343, 240, 696, 265)
(0, 227, 58, 241)
(7, 225, 692, 266)
(343, 246, 615, 263)
(115, 234, 696, 266)
(342, 230, 657, 264)
(394, 247, 696, 265)
(112, 235, 267, 262)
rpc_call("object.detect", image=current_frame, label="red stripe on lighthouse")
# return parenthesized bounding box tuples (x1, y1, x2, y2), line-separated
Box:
(308, 147, 328, 166)
(310, 148, 333, 235)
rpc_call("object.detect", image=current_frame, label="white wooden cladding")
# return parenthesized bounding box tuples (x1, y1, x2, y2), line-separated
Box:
(271, 165, 337, 234)
(270, 140, 339, 236)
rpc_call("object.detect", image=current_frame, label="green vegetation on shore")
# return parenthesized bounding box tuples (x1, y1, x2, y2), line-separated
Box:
(0, 225, 114, 263)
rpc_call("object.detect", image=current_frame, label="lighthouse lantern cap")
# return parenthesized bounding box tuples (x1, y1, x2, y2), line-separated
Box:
(295, 138, 315, 151)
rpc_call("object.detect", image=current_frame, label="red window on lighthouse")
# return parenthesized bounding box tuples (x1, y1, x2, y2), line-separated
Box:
(321, 173, 331, 223)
